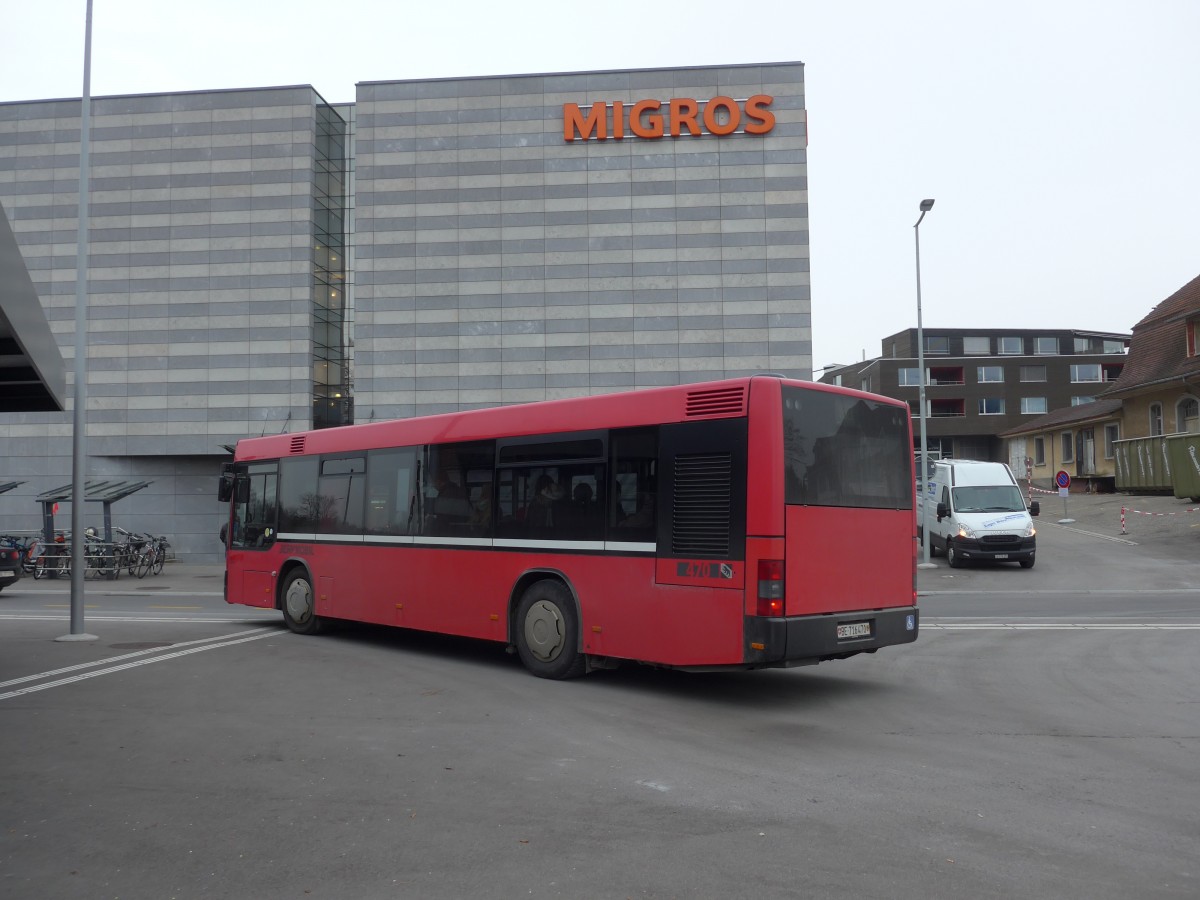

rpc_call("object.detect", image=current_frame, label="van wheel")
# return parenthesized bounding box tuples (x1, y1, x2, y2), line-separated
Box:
(947, 541, 963, 569)
(515, 580, 585, 680)
(928, 537, 940, 558)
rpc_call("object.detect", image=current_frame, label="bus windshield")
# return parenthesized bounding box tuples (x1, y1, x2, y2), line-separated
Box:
(782, 387, 913, 509)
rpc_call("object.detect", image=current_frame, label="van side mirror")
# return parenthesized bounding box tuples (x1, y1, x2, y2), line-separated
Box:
(1029, 500, 1040, 517)
(936, 501, 948, 521)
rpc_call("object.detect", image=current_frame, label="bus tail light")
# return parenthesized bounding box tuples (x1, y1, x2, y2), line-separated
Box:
(756, 559, 784, 616)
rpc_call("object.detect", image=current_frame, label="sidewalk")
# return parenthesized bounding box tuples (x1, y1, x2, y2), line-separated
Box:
(1032, 490, 1200, 542)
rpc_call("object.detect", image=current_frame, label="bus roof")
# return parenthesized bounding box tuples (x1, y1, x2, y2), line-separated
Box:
(233, 375, 904, 461)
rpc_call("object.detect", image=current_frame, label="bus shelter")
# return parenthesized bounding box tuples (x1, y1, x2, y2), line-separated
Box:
(36, 479, 152, 544)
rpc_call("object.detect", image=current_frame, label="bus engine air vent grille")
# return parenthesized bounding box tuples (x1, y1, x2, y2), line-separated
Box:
(289, 436, 306, 454)
(685, 387, 746, 417)
(671, 452, 732, 557)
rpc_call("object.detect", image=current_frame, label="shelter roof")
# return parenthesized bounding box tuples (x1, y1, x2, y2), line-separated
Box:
(36, 479, 152, 504)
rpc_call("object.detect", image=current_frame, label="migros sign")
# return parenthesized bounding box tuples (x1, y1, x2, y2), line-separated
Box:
(563, 95, 775, 142)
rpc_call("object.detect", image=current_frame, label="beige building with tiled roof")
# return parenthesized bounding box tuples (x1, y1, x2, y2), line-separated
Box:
(1100, 273, 1200, 438)
(1000, 273, 1200, 494)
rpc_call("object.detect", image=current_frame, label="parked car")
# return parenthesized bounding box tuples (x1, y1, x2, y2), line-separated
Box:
(0, 538, 23, 592)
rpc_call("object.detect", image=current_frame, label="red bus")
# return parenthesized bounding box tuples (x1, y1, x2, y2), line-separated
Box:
(219, 375, 918, 678)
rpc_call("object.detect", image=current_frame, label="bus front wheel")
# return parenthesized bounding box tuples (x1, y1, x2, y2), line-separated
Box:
(515, 580, 585, 680)
(281, 569, 327, 636)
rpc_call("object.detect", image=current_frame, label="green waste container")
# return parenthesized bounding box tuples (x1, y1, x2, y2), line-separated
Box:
(1167, 433, 1200, 501)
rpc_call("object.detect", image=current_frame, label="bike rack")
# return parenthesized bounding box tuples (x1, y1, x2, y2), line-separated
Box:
(35, 480, 153, 580)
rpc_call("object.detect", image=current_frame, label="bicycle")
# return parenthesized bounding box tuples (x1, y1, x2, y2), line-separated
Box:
(135, 534, 169, 578)
(113, 527, 146, 576)
(34, 539, 71, 579)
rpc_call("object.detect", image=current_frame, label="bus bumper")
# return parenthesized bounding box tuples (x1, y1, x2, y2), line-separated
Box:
(744, 606, 919, 668)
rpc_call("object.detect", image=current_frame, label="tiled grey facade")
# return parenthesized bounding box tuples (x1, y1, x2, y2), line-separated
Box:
(0, 63, 810, 561)
(0, 86, 347, 559)
(354, 63, 810, 418)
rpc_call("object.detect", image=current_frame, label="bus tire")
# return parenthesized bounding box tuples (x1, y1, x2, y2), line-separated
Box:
(515, 580, 585, 680)
(281, 569, 327, 636)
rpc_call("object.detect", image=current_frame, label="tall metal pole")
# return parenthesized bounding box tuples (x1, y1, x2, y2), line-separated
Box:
(59, 0, 97, 642)
(914, 199, 935, 569)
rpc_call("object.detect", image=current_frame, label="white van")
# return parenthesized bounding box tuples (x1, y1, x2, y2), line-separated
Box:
(918, 460, 1039, 568)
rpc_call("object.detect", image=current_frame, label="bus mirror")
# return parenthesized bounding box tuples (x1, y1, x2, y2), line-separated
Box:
(217, 467, 235, 502)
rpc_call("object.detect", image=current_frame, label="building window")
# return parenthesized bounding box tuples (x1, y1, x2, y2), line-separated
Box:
(978, 398, 1005, 415)
(977, 366, 1003, 383)
(1019, 365, 1047, 382)
(1034, 436, 1046, 465)
(1187, 319, 1198, 357)
(1104, 423, 1119, 459)
(963, 336, 990, 355)
(898, 367, 922, 386)
(1021, 397, 1047, 414)
(1070, 363, 1102, 382)
(998, 336, 1023, 355)
(1061, 432, 1074, 463)
(860, 376, 871, 392)
(924, 336, 949, 355)
(1179, 397, 1199, 433)
(1071, 396, 1095, 406)
(1035, 336, 1059, 355)
(1104, 340, 1126, 354)
(1150, 403, 1163, 436)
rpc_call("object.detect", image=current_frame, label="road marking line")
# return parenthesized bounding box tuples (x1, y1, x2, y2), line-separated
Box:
(0, 630, 281, 701)
(0, 628, 276, 689)
(923, 623, 1200, 630)
(1042, 522, 1138, 544)
(0, 614, 274, 624)
(148, 605, 203, 609)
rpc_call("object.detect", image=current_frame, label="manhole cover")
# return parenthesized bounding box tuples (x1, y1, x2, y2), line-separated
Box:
(109, 642, 173, 650)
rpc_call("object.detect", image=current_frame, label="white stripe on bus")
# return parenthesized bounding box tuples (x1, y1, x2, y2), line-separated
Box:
(275, 534, 657, 554)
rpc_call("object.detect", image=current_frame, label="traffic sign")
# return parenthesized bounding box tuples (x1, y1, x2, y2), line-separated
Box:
(1055, 470, 1071, 489)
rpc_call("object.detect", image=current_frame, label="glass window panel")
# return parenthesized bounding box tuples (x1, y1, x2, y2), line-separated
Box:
(963, 337, 990, 355)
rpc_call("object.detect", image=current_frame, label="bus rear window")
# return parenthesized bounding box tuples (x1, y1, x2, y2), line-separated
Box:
(782, 387, 913, 509)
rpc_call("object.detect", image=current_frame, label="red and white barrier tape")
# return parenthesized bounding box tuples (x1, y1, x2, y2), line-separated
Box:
(1120, 505, 1200, 534)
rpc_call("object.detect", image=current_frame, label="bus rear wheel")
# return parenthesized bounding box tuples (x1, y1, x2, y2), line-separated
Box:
(281, 569, 327, 636)
(515, 580, 585, 680)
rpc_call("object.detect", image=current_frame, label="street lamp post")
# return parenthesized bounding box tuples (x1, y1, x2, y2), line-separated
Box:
(915, 199, 935, 568)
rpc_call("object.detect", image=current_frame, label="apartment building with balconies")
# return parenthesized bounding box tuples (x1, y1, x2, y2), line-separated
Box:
(820, 328, 1130, 463)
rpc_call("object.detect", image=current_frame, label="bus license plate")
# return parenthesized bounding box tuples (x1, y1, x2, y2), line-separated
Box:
(837, 622, 871, 640)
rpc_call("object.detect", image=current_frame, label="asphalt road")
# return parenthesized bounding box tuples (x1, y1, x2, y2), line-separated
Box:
(0, 494, 1197, 899)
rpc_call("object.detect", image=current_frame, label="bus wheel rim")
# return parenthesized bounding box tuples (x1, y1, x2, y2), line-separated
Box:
(285, 579, 312, 623)
(524, 599, 564, 663)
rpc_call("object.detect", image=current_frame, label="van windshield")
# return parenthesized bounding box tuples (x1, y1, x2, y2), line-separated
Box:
(951, 485, 1027, 513)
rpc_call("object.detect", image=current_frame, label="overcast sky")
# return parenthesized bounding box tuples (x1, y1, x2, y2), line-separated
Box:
(4, 0, 1198, 374)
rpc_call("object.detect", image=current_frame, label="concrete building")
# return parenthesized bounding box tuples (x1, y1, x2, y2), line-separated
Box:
(0, 63, 811, 562)
(820, 328, 1130, 468)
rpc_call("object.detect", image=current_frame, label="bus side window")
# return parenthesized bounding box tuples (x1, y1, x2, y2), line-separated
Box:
(610, 427, 657, 542)
(421, 441, 494, 538)
(365, 448, 417, 535)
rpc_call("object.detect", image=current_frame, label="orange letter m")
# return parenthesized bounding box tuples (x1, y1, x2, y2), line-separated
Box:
(563, 102, 607, 142)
